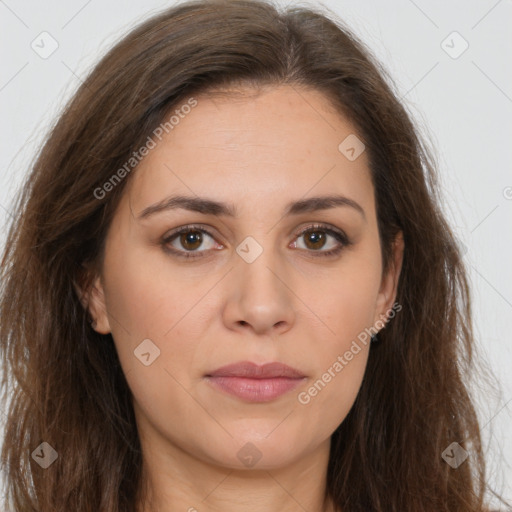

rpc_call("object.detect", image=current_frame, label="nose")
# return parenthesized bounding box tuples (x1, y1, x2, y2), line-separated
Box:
(221, 247, 296, 336)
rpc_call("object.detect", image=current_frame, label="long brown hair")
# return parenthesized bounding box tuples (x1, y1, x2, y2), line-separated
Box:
(0, 1, 508, 510)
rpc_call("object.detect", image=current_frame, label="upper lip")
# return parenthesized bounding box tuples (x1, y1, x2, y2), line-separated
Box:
(206, 361, 306, 379)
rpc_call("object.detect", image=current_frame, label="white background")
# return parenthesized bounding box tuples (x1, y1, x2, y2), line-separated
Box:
(1, 0, 511, 506)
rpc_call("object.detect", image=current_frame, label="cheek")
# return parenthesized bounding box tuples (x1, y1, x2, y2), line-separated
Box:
(297, 283, 373, 434)
(295, 253, 379, 423)
(101, 250, 207, 432)
(101, 239, 221, 384)
(103, 239, 194, 335)
(310, 257, 382, 342)
(299, 343, 369, 422)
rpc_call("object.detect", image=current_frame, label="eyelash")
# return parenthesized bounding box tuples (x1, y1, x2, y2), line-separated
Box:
(161, 223, 352, 260)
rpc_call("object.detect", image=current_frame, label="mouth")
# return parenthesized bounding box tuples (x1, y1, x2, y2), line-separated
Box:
(204, 361, 307, 403)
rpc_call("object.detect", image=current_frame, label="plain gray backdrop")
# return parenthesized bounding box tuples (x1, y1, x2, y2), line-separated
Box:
(1, 0, 511, 506)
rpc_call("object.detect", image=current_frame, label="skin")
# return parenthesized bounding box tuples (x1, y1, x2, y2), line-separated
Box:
(85, 84, 404, 512)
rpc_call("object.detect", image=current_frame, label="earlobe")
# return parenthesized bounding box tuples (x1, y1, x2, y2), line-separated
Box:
(88, 276, 112, 334)
(74, 274, 112, 335)
(374, 231, 404, 327)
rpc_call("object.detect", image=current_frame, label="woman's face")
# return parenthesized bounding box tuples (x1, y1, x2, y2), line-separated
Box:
(87, 85, 403, 471)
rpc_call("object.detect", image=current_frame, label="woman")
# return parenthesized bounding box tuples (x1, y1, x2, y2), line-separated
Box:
(0, 0, 508, 510)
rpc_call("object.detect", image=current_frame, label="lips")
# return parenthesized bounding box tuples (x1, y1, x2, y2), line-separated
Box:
(204, 361, 306, 402)
(206, 361, 306, 379)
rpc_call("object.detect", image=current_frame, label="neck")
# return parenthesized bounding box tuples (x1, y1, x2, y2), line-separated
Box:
(135, 436, 335, 512)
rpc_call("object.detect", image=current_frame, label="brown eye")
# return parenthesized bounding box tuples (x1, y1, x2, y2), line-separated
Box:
(302, 229, 327, 250)
(162, 223, 350, 260)
(163, 226, 219, 257)
(179, 230, 203, 251)
(292, 224, 350, 258)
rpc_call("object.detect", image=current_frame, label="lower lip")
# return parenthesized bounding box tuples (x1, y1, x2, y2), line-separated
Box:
(205, 376, 305, 402)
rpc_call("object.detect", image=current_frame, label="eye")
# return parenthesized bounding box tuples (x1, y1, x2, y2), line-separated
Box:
(291, 224, 351, 257)
(161, 223, 351, 259)
(162, 224, 221, 258)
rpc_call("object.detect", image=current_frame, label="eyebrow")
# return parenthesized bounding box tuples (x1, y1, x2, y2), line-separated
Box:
(137, 194, 366, 220)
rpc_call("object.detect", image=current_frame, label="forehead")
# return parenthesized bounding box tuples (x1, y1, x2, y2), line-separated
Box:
(126, 85, 373, 216)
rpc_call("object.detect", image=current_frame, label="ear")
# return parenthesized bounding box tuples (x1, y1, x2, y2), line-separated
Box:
(74, 272, 112, 335)
(373, 231, 404, 328)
